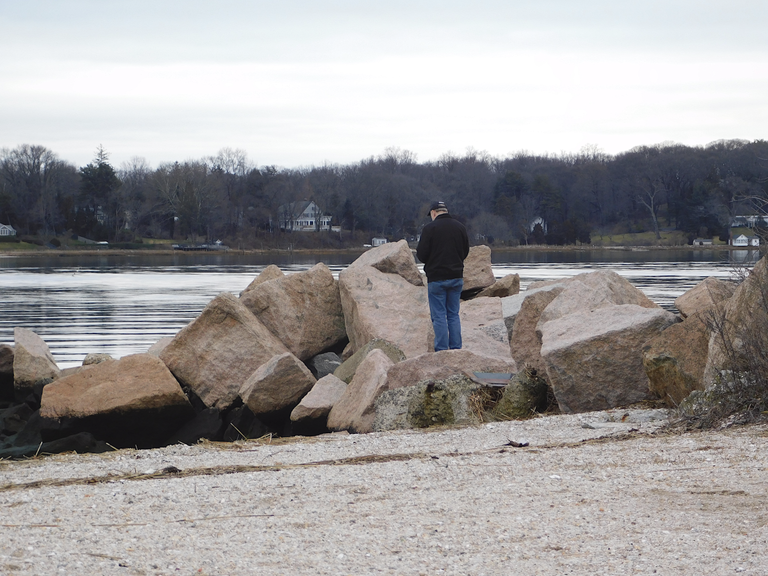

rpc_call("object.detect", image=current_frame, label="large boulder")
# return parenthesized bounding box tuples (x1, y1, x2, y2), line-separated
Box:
(350, 239, 424, 287)
(462, 245, 495, 295)
(39, 353, 194, 447)
(240, 264, 285, 295)
(501, 283, 567, 336)
(240, 263, 347, 361)
(458, 298, 512, 359)
(507, 287, 564, 376)
(538, 270, 658, 325)
(290, 374, 347, 423)
(147, 336, 173, 357)
(159, 293, 289, 410)
(374, 374, 485, 432)
(13, 328, 61, 400)
(643, 311, 708, 406)
(702, 256, 768, 388)
(333, 339, 405, 384)
(384, 349, 517, 391)
(327, 348, 395, 433)
(239, 352, 317, 417)
(476, 273, 520, 298)
(339, 257, 433, 359)
(540, 304, 678, 413)
(0, 344, 13, 400)
(675, 276, 736, 318)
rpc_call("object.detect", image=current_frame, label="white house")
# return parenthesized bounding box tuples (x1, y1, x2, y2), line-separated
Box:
(0, 223, 16, 236)
(371, 237, 388, 247)
(732, 234, 760, 247)
(277, 201, 332, 232)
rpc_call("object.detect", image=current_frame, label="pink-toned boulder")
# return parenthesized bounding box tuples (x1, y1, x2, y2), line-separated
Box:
(508, 288, 563, 376)
(39, 353, 194, 447)
(538, 270, 658, 325)
(703, 256, 768, 388)
(501, 283, 568, 336)
(476, 273, 520, 298)
(147, 336, 173, 357)
(240, 263, 347, 361)
(350, 239, 423, 287)
(240, 264, 285, 295)
(339, 262, 433, 359)
(385, 349, 517, 391)
(327, 349, 395, 433)
(160, 292, 289, 409)
(675, 276, 735, 318)
(643, 311, 708, 406)
(13, 327, 61, 399)
(462, 245, 496, 293)
(459, 297, 512, 359)
(290, 374, 347, 423)
(540, 304, 677, 413)
(239, 352, 317, 416)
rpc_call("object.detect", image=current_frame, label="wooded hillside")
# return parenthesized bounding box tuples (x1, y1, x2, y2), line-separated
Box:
(2, 140, 767, 246)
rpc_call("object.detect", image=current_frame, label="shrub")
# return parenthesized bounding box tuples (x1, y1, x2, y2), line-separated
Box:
(679, 256, 768, 427)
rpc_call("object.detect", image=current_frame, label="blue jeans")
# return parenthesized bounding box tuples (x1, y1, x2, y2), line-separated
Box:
(427, 278, 463, 352)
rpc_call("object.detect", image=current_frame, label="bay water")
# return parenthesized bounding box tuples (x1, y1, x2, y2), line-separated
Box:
(0, 248, 758, 368)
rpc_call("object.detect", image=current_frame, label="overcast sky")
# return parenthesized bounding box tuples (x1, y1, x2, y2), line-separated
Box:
(1, 0, 767, 169)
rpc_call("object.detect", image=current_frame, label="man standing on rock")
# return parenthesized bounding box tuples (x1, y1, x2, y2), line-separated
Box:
(416, 201, 469, 352)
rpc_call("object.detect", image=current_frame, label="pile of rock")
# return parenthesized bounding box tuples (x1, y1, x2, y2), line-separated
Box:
(0, 241, 749, 458)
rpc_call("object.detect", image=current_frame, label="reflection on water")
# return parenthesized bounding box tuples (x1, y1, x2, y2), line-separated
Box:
(0, 248, 759, 368)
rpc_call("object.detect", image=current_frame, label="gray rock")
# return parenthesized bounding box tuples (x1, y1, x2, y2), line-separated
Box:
(307, 352, 343, 379)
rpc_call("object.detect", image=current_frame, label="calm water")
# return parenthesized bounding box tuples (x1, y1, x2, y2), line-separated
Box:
(0, 248, 759, 368)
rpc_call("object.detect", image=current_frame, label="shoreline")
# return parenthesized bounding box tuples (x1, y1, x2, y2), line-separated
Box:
(0, 243, 754, 259)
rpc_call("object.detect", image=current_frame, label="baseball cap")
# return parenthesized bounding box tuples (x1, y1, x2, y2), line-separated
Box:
(428, 201, 447, 215)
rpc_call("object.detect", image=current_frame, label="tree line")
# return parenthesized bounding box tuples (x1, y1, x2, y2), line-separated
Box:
(1, 140, 767, 247)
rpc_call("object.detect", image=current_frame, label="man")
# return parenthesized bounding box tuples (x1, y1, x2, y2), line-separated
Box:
(416, 201, 470, 352)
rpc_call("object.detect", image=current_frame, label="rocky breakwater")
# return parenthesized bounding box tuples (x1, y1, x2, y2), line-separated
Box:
(0, 241, 749, 458)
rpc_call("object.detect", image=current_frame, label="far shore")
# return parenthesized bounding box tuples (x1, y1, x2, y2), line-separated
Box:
(0, 242, 755, 259)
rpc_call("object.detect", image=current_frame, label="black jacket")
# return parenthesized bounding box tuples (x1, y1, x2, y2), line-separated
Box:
(416, 214, 470, 282)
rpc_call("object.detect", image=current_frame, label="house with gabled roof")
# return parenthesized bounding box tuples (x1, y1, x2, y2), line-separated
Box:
(0, 223, 16, 236)
(277, 201, 332, 232)
(732, 234, 760, 247)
